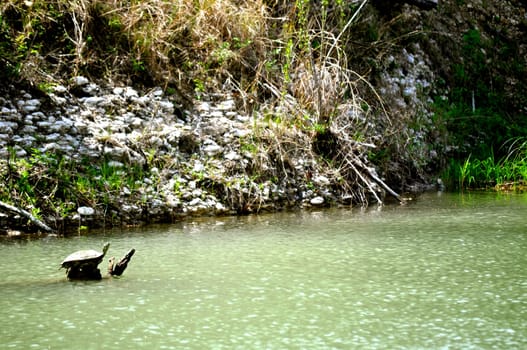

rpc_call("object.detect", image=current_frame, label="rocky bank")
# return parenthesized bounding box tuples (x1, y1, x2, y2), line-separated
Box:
(1, 0, 525, 235)
(3, 76, 389, 235)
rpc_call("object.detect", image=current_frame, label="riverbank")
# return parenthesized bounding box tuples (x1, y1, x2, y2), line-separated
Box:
(1, 77, 416, 235)
(1, 0, 526, 235)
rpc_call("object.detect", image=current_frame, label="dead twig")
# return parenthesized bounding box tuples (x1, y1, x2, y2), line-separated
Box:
(0, 200, 54, 232)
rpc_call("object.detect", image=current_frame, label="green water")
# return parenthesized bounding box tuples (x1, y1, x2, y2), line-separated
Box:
(1, 192, 526, 349)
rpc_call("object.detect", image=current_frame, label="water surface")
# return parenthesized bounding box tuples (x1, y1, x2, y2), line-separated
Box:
(1, 192, 526, 349)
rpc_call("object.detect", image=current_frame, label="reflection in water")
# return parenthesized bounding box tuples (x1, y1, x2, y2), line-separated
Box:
(1, 192, 526, 349)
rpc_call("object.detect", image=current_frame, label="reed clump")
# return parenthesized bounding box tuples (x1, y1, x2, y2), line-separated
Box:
(442, 137, 527, 192)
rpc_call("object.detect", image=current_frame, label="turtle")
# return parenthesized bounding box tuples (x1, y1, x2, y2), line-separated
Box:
(61, 242, 110, 280)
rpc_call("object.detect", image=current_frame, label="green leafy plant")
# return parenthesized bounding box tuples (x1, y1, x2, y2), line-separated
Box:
(442, 137, 527, 191)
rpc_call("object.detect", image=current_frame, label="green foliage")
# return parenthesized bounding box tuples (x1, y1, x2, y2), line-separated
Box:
(37, 82, 56, 94)
(442, 137, 527, 191)
(107, 17, 122, 31)
(452, 29, 487, 108)
(0, 148, 149, 222)
(132, 58, 146, 73)
(281, 38, 295, 85)
(437, 27, 527, 161)
(240, 137, 258, 155)
(0, 14, 19, 79)
(211, 41, 235, 65)
(193, 78, 205, 96)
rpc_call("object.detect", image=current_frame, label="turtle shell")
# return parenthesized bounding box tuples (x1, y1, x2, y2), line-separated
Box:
(61, 242, 110, 270)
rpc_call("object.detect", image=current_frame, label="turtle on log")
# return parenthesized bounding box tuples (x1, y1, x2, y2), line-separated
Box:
(61, 242, 135, 280)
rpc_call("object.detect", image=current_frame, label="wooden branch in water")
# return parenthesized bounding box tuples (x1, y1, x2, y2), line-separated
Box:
(332, 125, 402, 205)
(365, 167, 402, 203)
(0, 200, 54, 232)
(345, 158, 383, 204)
(353, 158, 402, 203)
(108, 249, 136, 276)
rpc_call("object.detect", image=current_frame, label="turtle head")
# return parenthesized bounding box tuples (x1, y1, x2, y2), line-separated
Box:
(102, 242, 110, 255)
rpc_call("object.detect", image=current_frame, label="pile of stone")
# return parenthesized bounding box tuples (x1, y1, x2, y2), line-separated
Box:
(0, 77, 337, 232)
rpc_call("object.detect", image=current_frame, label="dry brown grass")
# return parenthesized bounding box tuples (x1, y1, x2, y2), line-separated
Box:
(0, 0, 269, 89)
(1, 0, 368, 114)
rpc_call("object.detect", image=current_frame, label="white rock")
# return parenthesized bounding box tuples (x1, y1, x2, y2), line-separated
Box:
(73, 76, 90, 86)
(40, 143, 61, 153)
(50, 120, 73, 133)
(215, 202, 227, 212)
(82, 83, 99, 95)
(21, 100, 40, 113)
(310, 196, 325, 205)
(403, 86, 416, 97)
(22, 124, 40, 134)
(131, 96, 149, 105)
(50, 94, 67, 105)
(26, 99, 41, 107)
(209, 110, 223, 118)
(151, 199, 164, 208)
(121, 204, 134, 213)
(0, 148, 9, 158)
(204, 144, 222, 156)
(218, 99, 235, 111)
(195, 102, 210, 112)
(224, 151, 241, 160)
(189, 198, 202, 206)
(235, 115, 250, 123)
(104, 146, 125, 157)
(53, 85, 68, 94)
(158, 101, 174, 112)
(107, 160, 124, 168)
(113, 87, 124, 95)
(82, 96, 106, 106)
(17, 135, 36, 147)
(233, 128, 251, 137)
(46, 133, 61, 141)
(166, 195, 180, 208)
(313, 175, 330, 186)
(15, 149, 27, 157)
(77, 206, 95, 215)
(124, 87, 139, 99)
(0, 121, 18, 134)
(57, 144, 74, 153)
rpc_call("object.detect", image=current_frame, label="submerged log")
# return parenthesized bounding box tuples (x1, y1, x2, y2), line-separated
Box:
(67, 265, 103, 280)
